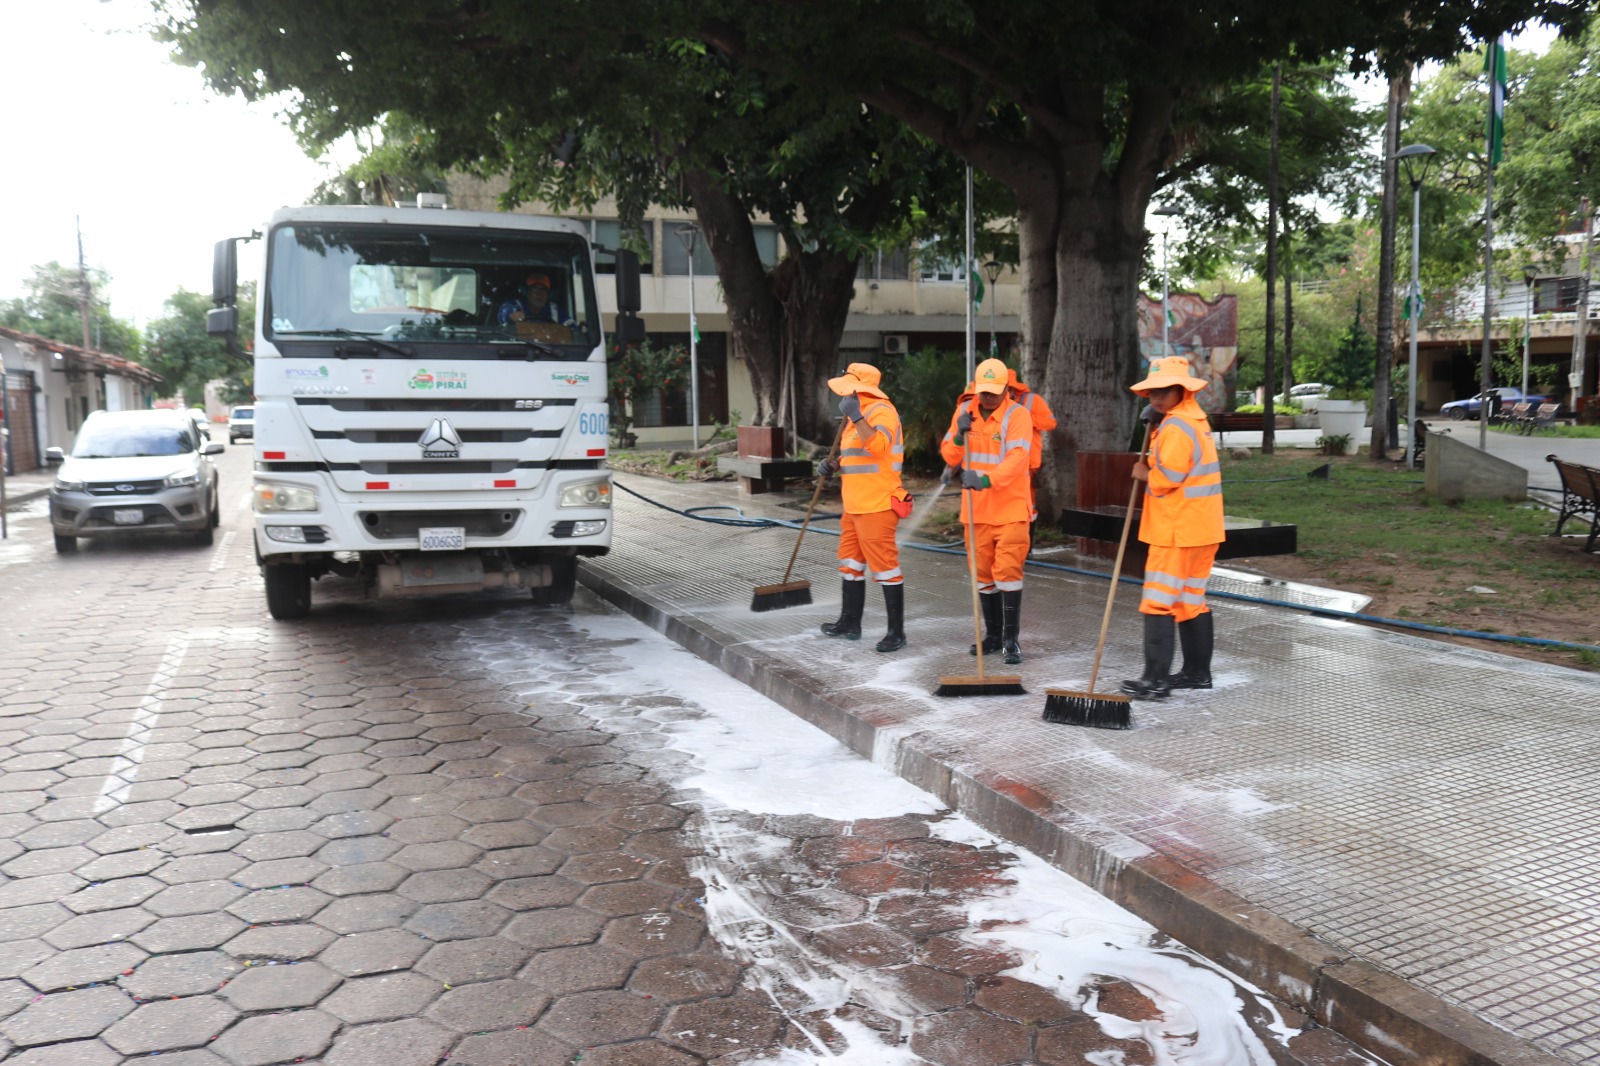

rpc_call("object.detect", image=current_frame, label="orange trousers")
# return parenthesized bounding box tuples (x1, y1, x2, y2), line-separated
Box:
(838, 509, 903, 585)
(969, 521, 1030, 592)
(1138, 544, 1218, 622)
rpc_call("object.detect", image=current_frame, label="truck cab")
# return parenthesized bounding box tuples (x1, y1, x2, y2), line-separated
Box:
(210, 202, 642, 619)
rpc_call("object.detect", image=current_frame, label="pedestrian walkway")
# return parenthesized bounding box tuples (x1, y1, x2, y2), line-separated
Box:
(585, 472, 1600, 1066)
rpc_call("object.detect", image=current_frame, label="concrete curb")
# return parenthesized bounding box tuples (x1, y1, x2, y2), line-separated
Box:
(2, 485, 49, 511)
(579, 565, 1569, 1066)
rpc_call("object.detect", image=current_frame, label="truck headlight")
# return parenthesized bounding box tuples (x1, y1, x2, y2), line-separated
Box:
(559, 479, 612, 508)
(254, 482, 319, 512)
(165, 470, 201, 488)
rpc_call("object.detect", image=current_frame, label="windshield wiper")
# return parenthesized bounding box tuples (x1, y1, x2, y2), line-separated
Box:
(275, 328, 413, 358)
(490, 331, 569, 360)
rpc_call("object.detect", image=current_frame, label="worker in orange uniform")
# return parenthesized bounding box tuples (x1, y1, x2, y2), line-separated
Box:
(940, 358, 1034, 665)
(1005, 367, 1057, 526)
(1122, 356, 1223, 699)
(817, 363, 912, 653)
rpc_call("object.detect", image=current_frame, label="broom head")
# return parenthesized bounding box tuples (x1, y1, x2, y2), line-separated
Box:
(933, 674, 1026, 697)
(750, 580, 812, 613)
(1042, 688, 1132, 730)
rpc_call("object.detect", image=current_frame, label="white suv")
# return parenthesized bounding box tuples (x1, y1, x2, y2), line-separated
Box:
(228, 405, 255, 442)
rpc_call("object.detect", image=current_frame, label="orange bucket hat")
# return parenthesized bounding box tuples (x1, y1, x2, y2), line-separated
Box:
(1130, 356, 1207, 395)
(827, 362, 889, 399)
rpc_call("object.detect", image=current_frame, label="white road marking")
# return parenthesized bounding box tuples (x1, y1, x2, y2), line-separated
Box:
(209, 529, 238, 572)
(94, 635, 189, 814)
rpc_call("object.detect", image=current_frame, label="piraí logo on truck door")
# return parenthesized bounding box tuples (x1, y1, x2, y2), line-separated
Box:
(419, 418, 463, 459)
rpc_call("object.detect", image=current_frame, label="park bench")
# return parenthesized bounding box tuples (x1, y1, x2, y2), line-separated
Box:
(1544, 454, 1600, 552)
(1499, 401, 1532, 429)
(1207, 412, 1292, 447)
(715, 426, 814, 494)
(1521, 403, 1563, 435)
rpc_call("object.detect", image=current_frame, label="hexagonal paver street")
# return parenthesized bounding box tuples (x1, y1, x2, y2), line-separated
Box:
(0, 471, 1366, 1065)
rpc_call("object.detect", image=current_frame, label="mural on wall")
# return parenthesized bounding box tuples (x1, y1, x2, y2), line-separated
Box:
(1137, 293, 1239, 414)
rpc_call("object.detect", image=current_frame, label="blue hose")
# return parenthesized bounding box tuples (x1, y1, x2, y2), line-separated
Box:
(613, 478, 1600, 657)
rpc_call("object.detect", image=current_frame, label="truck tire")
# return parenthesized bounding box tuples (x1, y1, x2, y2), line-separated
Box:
(264, 562, 312, 619)
(531, 557, 577, 606)
(53, 533, 76, 553)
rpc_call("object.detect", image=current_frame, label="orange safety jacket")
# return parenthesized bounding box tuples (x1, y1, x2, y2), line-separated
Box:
(838, 397, 907, 515)
(1008, 383, 1056, 471)
(940, 396, 1034, 525)
(1137, 394, 1224, 548)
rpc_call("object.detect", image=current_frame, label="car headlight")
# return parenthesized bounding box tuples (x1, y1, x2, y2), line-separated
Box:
(53, 479, 84, 493)
(559, 479, 612, 509)
(254, 482, 319, 512)
(165, 470, 201, 488)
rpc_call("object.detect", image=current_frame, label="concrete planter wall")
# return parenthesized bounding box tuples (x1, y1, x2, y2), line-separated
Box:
(1317, 400, 1367, 455)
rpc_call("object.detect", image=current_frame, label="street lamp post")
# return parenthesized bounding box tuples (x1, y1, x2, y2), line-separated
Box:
(1396, 143, 1437, 470)
(983, 260, 1002, 359)
(1522, 264, 1539, 398)
(675, 224, 701, 450)
(1152, 207, 1182, 359)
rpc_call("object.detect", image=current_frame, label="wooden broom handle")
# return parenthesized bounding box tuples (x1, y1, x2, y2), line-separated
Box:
(962, 424, 989, 678)
(778, 418, 846, 585)
(1084, 423, 1152, 694)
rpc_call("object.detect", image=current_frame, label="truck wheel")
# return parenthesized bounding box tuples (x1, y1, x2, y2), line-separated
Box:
(264, 563, 312, 619)
(531, 557, 578, 606)
(53, 533, 77, 553)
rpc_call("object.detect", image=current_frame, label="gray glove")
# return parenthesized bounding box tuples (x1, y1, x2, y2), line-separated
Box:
(817, 457, 838, 478)
(1141, 404, 1161, 425)
(960, 469, 991, 490)
(839, 392, 864, 422)
(940, 465, 958, 487)
(956, 410, 973, 435)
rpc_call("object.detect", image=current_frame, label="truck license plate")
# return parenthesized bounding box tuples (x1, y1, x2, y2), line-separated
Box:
(419, 526, 465, 551)
(112, 508, 144, 525)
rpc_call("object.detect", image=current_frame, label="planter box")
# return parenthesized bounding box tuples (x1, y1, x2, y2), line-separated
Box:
(1317, 400, 1367, 455)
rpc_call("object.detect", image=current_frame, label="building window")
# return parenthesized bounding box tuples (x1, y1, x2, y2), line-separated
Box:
(857, 247, 911, 281)
(917, 240, 963, 283)
(1533, 276, 1582, 313)
(662, 225, 718, 277)
(590, 219, 652, 275)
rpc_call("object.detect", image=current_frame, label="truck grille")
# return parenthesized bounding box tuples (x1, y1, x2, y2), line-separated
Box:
(358, 509, 521, 540)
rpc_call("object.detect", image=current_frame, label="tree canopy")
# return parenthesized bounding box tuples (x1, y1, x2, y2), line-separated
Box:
(0, 262, 142, 358)
(143, 287, 255, 405)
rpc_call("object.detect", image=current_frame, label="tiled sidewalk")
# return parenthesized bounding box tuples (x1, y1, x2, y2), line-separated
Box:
(584, 472, 1600, 1066)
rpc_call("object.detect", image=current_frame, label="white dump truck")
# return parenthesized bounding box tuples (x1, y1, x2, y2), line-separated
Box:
(208, 200, 644, 619)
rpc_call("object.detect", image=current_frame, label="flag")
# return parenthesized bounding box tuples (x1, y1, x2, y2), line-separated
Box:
(1485, 37, 1507, 168)
(989, 334, 998, 358)
(970, 270, 985, 309)
(690, 314, 700, 344)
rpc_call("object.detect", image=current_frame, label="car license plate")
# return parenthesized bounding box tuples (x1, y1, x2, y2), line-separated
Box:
(419, 526, 465, 551)
(112, 508, 144, 526)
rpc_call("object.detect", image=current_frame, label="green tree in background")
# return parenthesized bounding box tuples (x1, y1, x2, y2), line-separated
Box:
(144, 287, 256, 405)
(0, 262, 142, 358)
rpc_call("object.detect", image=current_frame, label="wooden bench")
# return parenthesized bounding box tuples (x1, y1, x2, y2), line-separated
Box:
(715, 425, 812, 494)
(1207, 413, 1294, 446)
(1545, 455, 1600, 552)
(1059, 507, 1297, 576)
(1521, 402, 1563, 435)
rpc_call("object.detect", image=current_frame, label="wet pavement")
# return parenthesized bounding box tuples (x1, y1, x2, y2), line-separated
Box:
(582, 471, 1600, 1066)
(0, 450, 1380, 1066)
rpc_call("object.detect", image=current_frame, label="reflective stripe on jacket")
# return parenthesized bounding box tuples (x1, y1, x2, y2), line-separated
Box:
(838, 399, 906, 514)
(940, 396, 1034, 525)
(1137, 394, 1224, 548)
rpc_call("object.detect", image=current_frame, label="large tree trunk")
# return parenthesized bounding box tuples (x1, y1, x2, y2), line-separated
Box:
(1371, 70, 1408, 460)
(683, 168, 857, 442)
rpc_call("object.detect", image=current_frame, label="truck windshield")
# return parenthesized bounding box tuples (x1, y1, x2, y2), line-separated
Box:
(265, 223, 599, 355)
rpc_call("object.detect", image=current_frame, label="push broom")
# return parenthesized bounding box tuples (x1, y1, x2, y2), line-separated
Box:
(1041, 424, 1153, 729)
(934, 435, 1025, 697)
(750, 420, 845, 612)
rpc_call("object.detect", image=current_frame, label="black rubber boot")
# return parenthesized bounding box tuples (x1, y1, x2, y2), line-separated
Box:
(1000, 589, 1023, 665)
(969, 592, 1003, 656)
(821, 579, 865, 640)
(875, 584, 907, 653)
(1121, 613, 1175, 699)
(1170, 612, 1214, 689)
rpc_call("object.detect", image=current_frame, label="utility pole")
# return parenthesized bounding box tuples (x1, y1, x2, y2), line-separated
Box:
(76, 216, 93, 350)
(1263, 63, 1281, 456)
(1573, 198, 1592, 411)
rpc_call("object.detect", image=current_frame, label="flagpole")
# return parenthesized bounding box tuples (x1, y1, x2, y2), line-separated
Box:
(965, 164, 975, 383)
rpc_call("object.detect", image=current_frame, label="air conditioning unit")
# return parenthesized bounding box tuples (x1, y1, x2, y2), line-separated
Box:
(882, 334, 908, 356)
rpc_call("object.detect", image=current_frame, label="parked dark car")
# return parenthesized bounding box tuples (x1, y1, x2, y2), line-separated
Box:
(1439, 387, 1550, 421)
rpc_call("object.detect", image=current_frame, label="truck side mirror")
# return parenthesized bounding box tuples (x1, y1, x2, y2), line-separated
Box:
(206, 306, 238, 337)
(613, 315, 647, 345)
(212, 239, 237, 307)
(615, 250, 641, 314)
